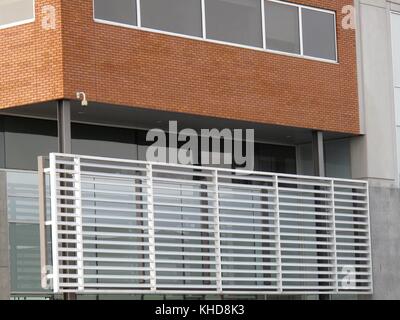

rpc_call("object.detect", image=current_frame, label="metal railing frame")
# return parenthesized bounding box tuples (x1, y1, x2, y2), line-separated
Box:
(39, 153, 373, 295)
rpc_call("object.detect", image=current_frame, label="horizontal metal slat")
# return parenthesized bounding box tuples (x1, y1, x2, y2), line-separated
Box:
(45, 153, 372, 295)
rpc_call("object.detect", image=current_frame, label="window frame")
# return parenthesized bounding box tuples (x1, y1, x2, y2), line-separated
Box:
(263, 0, 301, 55)
(300, 4, 338, 62)
(0, 0, 36, 31)
(92, 0, 338, 64)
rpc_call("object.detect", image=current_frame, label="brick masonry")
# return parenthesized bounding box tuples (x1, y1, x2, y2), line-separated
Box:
(0, 0, 360, 134)
(0, 0, 64, 110)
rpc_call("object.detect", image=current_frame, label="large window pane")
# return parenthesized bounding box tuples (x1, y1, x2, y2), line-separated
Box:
(9, 223, 48, 293)
(302, 8, 337, 61)
(205, 0, 263, 47)
(397, 127, 400, 182)
(72, 123, 137, 159)
(94, 0, 137, 26)
(0, 118, 5, 168)
(297, 141, 351, 178)
(395, 88, 400, 127)
(265, 1, 300, 54)
(4, 117, 57, 171)
(7, 172, 40, 223)
(254, 143, 296, 174)
(141, 0, 202, 37)
(391, 13, 400, 88)
(0, 0, 34, 28)
(324, 139, 351, 178)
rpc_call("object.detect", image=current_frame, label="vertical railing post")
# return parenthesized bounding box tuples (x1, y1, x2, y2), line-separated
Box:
(331, 180, 338, 293)
(274, 175, 283, 293)
(212, 170, 223, 293)
(49, 154, 59, 293)
(365, 181, 373, 293)
(38, 156, 49, 290)
(73, 156, 84, 291)
(146, 164, 157, 292)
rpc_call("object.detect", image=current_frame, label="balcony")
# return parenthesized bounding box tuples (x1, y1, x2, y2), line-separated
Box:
(39, 153, 372, 295)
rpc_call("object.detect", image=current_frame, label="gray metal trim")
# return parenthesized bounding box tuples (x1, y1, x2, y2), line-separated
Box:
(312, 131, 325, 177)
(57, 100, 72, 154)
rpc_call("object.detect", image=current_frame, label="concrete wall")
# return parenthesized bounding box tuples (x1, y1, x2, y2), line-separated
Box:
(353, 0, 400, 299)
(352, 0, 399, 187)
(369, 186, 400, 299)
(0, 172, 10, 300)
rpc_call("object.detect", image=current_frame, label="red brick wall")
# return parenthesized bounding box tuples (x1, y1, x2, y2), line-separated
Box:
(1, 0, 360, 134)
(0, 0, 63, 109)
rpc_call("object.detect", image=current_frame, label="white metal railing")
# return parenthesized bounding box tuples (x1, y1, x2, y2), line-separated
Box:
(39, 153, 373, 295)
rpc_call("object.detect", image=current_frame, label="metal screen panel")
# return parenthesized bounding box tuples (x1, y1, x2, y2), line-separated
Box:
(40, 153, 372, 295)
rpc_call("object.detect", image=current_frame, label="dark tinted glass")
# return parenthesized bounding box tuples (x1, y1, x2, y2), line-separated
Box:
(254, 143, 296, 174)
(205, 0, 263, 47)
(94, 0, 137, 26)
(265, 1, 300, 54)
(4, 117, 57, 170)
(72, 123, 137, 159)
(302, 8, 336, 60)
(141, 0, 202, 37)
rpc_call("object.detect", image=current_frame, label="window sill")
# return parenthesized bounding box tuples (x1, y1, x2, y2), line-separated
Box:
(0, 18, 35, 31)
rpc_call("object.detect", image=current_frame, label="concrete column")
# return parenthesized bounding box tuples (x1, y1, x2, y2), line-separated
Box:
(0, 172, 10, 300)
(351, 0, 398, 188)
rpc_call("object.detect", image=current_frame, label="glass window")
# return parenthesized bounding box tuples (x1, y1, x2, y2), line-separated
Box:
(93, 0, 137, 26)
(297, 143, 313, 176)
(0, 118, 5, 168)
(265, 1, 300, 54)
(4, 117, 57, 171)
(324, 139, 351, 178)
(302, 8, 337, 61)
(7, 172, 41, 223)
(391, 13, 400, 87)
(204, 0, 263, 47)
(136, 130, 147, 161)
(395, 88, 400, 127)
(141, 0, 202, 37)
(72, 123, 137, 160)
(9, 223, 48, 293)
(297, 140, 351, 178)
(254, 143, 296, 174)
(397, 127, 400, 183)
(0, 0, 34, 28)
